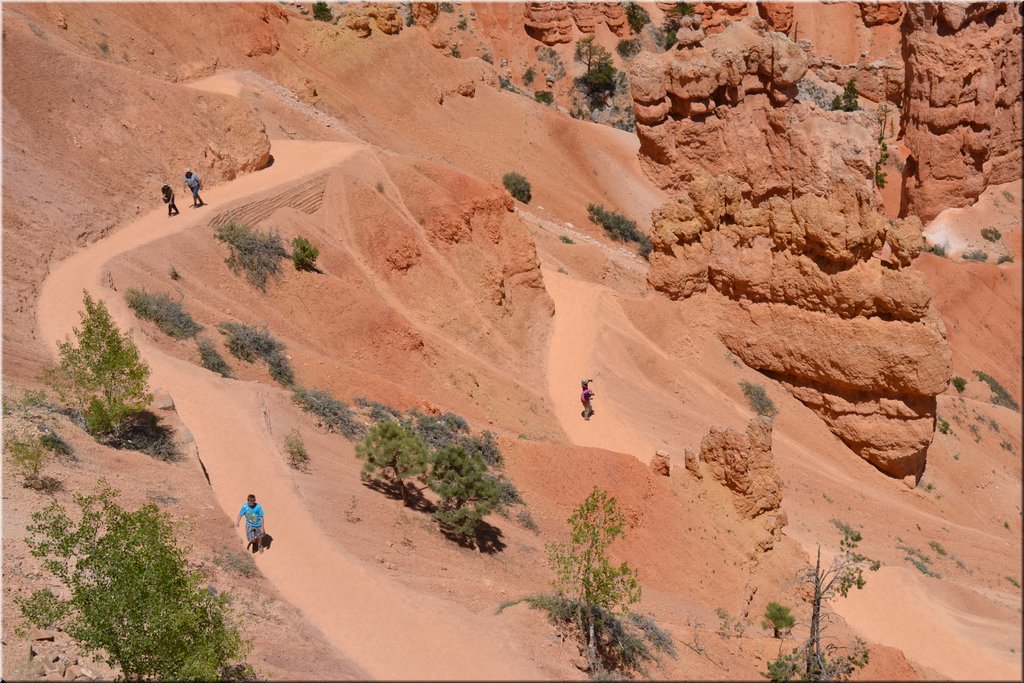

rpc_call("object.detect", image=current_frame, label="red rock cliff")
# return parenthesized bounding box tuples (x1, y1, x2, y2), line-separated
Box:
(902, 2, 1022, 220)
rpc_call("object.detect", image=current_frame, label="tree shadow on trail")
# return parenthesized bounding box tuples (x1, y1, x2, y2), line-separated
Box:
(361, 477, 434, 514)
(439, 520, 506, 555)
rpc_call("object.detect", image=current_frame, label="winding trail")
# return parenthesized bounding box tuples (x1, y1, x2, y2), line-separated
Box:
(36, 137, 547, 680)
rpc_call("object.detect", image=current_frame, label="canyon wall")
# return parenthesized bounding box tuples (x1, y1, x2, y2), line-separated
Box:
(631, 16, 952, 478)
(902, 2, 1023, 220)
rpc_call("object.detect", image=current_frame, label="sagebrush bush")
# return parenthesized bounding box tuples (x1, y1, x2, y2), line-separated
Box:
(291, 236, 320, 272)
(980, 227, 1002, 242)
(962, 249, 988, 261)
(197, 338, 232, 378)
(997, 254, 1014, 264)
(407, 409, 470, 450)
(214, 222, 288, 291)
(217, 322, 293, 386)
(283, 429, 309, 470)
(534, 90, 554, 105)
(616, 38, 642, 58)
(925, 242, 948, 257)
(126, 289, 202, 339)
(502, 172, 532, 204)
(972, 370, 1019, 411)
(312, 1, 331, 22)
(740, 380, 777, 417)
(951, 376, 966, 393)
(293, 387, 364, 438)
(354, 396, 403, 423)
(588, 204, 652, 259)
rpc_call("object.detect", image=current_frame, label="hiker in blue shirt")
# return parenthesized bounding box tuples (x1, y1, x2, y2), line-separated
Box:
(183, 169, 205, 208)
(235, 493, 267, 553)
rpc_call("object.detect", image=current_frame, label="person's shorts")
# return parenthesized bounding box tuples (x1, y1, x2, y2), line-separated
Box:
(246, 525, 264, 543)
(189, 185, 200, 198)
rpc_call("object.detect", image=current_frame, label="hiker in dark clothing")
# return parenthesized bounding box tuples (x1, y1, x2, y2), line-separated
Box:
(161, 184, 180, 217)
(581, 378, 595, 421)
(183, 169, 204, 208)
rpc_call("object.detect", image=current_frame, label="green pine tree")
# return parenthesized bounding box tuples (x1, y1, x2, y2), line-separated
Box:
(356, 421, 429, 506)
(428, 445, 501, 538)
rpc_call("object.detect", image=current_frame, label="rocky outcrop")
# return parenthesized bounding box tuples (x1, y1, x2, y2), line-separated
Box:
(411, 2, 439, 27)
(650, 450, 671, 476)
(339, 2, 402, 38)
(694, 2, 754, 35)
(701, 417, 782, 519)
(902, 3, 1022, 220)
(648, 170, 951, 478)
(756, 2, 794, 34)
(810, 54, 904, 106)
(524, 2, 627, 45)
(630, 16, 827, 194)
(859, 1, 905, 26)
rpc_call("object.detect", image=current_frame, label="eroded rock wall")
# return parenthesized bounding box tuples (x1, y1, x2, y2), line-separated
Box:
(633, 16, 951, 478)
(524, 1, 627, 44)
(902, 3, 1023, 220)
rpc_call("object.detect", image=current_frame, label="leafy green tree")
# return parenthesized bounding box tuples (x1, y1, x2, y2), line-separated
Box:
(763, 523, 879, 681)
(547, 486, 641, 670)
(312, 1, 332, 22)
(44, 291, 152, 435)
(762, 602, 796, 638)
(20, 485, 250, 680)
(428, 445, 501, 537)
(356, 420, 430, 506)
(291, 236, 320, 272)
(574, 37, 618, 103)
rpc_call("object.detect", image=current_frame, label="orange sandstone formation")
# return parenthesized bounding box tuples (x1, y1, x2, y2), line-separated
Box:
(902, 2, 1022, 220)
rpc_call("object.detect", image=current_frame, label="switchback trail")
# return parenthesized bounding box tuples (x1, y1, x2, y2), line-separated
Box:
(36, 137, 546, 680)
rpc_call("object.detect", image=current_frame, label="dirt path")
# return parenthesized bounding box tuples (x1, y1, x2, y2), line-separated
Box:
(541, 265, 658, 461)
(36, 133, 546, 683)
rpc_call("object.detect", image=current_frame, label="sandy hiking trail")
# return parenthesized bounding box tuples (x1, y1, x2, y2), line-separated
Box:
(35, 130, 549, 681)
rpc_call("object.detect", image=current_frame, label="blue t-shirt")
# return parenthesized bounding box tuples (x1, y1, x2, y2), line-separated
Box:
(240, 502, 264, 528)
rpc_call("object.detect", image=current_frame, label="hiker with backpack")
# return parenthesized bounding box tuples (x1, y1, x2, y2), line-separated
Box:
(183, 169, 205, 208)
(161, 184, 180, 217)
(581, 378, 595, 421)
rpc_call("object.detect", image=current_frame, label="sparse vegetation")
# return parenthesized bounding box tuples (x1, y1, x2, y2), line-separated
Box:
(312, 1, 331, 22)
(213, 548, 258, 578)
(762, 602, 796, 639)
(715, 607, 747, 638)
(962, 249, 988, 261)
(937, 418, 950, 434)
(439, 2, 454, 13)
(898, 543, 941, 578)
(284, 429, 309, 470)
(502, 171, 532, 203)
(1007, 576, 1021, 589)
(353, 396, 403, 423)
(22, 485, 251, 679)
(523, 66, 536, 85)
(924, 242, 948, 257)
(874, 105, 890, 188)
(500, 487, 675, 677)
(1000, 440, 1015, 453)
(972, 370, 1019, 411)
(168, 265, 181, 281)
(587, 203, 651, 258)
(217, 322, 293, 387)
(980, 227, 1002, 242)
(997, 254, 1014, 264)
(293, 387, 364, 439)
(44, 291, 152, 436)
(534, 90, 554, 105)
(616, 38, 642, 59)
(952, 376, 967, 393)
(740, 380, 777, 418)
(5, 431, 58, 491)
(661, 3, 696, 50)
(560, 234, 575, 244)
(928, 541, 947, 556)
(765, 526, 877, 680)
(197, 338, 232, 378)
(126, 288, 202, 339)
(449, 45, 460, 58)
(214, 221, 289, 291)
(624, 3, 651, 33)
(535, 45, 566, 82)
(291, 236, 320, 272)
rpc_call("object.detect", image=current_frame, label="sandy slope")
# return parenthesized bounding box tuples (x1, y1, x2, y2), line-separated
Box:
(35, 135, 549, 680)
